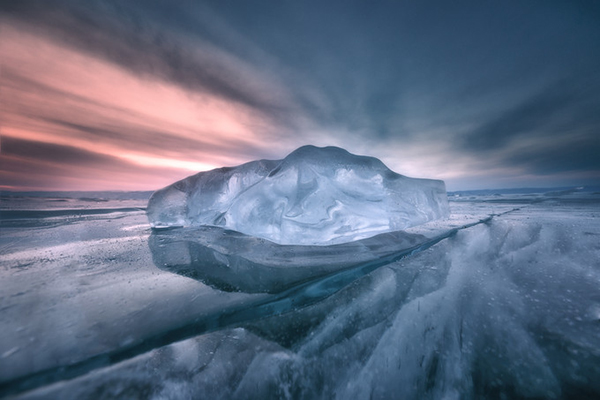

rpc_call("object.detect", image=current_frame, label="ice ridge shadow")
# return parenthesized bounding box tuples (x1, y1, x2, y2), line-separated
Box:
(148, 226, 430, 294)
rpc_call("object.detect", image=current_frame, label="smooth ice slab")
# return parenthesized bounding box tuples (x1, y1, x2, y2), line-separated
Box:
(147, 146, 449, 245)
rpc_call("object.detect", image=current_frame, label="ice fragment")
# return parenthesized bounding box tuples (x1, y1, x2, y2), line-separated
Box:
(147, 146, 449, 245)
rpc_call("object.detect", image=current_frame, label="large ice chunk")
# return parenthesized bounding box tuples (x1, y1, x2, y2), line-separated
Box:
(147, 146, 449, 245)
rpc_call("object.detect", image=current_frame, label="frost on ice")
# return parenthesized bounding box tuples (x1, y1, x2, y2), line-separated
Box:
(147, 146, 449, 245)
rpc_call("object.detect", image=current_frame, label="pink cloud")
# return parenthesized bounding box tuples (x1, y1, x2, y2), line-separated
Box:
(0, 21, 295, 191)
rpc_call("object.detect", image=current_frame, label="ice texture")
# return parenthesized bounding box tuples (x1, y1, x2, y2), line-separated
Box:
(3, 192, 600, 399)
(146, 146, 449, 245)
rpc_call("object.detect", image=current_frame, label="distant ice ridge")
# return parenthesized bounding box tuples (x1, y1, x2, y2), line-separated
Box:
(147, 146, 449, 245)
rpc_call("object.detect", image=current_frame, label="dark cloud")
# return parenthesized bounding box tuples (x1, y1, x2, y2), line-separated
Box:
(502, 136, 600, 175)
(194, 0, 600, 144)
(0, 137, 134, 189)
(461, 78, 600, 152)
(453, 69, 600, 181)
(0, 137, 195, 190)
(35, 116, 263, 161)
(1, 0, 289, 121)
(1, 136, 132, 168)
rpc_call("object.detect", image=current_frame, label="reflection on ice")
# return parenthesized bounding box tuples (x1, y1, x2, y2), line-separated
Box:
(149, 226, 428, 293)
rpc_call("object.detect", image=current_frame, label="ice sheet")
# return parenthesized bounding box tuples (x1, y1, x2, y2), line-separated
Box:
(2, 192, 600, 399)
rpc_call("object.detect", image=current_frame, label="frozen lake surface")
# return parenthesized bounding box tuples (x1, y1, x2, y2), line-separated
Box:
(1, 189, 599, 399)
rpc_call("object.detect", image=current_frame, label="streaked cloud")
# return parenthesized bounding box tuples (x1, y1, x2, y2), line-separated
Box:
(0, 16, 303, 190)
(1, 136, 183, 191)
(1, 0, 599, 191)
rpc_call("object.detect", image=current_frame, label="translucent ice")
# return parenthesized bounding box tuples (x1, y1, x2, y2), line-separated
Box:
(149, 226, 429, 293)
(147, 146, 449, 245)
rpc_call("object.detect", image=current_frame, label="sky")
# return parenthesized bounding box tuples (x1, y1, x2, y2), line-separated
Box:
(1, 0, 599, 191)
